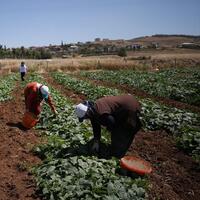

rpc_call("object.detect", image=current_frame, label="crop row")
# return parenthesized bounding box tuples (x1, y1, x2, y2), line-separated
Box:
(51, 72, 200, 161)
(23, 73, 147, 200)
(0, 74, 17, 102)
(80, 67, 200, 106)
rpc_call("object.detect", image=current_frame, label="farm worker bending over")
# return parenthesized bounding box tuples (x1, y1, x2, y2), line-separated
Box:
(75, 94, 141, 158)
(24, 82, 57, 117)
(19, 61, 27, 81)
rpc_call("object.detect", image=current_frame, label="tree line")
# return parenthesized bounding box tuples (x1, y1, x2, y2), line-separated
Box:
(0, 45, 52, 59)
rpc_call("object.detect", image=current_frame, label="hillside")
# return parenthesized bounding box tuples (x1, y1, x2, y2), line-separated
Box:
(128, 34, 200, 47)
(92, 34, 200, 50)
(1, 34, 200, 60)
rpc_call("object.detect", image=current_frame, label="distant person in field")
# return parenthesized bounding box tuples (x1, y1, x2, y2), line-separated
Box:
(24, 82, 57, 117)
(19, 61, 27, 81)
(75, 94, 141, 158)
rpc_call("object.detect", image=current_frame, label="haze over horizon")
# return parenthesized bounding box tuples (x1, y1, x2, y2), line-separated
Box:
(0, 0, 199, 48)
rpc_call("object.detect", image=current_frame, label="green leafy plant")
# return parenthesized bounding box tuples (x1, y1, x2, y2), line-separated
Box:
(26, 73, 148, 200)
(80, 67, 200, 106)
(0, 74, 17, 102)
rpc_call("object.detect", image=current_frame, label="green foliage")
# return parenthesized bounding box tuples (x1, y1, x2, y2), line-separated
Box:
(26, 73, 147, 200)
(51, 72, 119, 100)
(118, 48, 127, 57)
(0, 45, 52, 59)
(140, 99, 199, 133)
(51, 72, 199, 134)
(80, 67, 200, 106)
(51, 71, 200, 161)
(34, 157, 147, 200)
(176, 125, 200, 161)
(0, 74, 17, 102)
(26, 71, 200, 199)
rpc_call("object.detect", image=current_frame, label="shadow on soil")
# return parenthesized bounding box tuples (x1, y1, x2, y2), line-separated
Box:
(6, 122, 29, 131)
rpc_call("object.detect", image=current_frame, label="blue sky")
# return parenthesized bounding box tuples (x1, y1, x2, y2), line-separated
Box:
(0, 0, 200, 47)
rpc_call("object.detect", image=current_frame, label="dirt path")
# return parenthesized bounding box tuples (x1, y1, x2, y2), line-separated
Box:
(43, 73, 85, 103)
(44, 73, 200, 200)
(131, 131, 200, 200)
(0, 82, 41, 200)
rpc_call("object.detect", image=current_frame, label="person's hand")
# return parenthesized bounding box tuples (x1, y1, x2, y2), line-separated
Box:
(91, 139, 100, 153)
(50, 110, 58, 119)
(54, 110, 58, 116)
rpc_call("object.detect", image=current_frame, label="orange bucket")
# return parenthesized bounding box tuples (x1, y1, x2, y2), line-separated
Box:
(120, 155, 152, 175)
(22, 112, 39, 129)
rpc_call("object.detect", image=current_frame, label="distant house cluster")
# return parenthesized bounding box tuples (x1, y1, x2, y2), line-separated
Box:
(178, 42, 200, 49)
(1, 35, 199, 59)
(32, 38, 146, 58)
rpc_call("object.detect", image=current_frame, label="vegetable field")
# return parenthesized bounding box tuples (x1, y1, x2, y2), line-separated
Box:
(0, 66, 200, 200)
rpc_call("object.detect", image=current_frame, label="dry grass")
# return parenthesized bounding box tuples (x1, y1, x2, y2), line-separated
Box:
(0, 50, 200, 74)
(0, 57, 138, 73)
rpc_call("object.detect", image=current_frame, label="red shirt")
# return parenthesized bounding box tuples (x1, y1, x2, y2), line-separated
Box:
(24, 82, 55, 116)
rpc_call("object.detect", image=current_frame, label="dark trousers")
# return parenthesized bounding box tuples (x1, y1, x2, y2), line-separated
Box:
(21, 72, 26, 81)
(110, 112, 141, 158)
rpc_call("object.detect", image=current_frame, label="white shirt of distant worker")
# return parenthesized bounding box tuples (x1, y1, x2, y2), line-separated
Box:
(19, 61, 27, 81)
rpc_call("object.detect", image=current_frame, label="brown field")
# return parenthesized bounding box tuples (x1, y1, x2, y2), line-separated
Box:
(0, 47, 200, 200)
(0, 49, 200, 74)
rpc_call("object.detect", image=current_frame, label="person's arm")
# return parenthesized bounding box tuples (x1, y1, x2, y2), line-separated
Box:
(46, 95, 57, 114)
(90, 118, 101, 153)
(90, 118, 101, 141)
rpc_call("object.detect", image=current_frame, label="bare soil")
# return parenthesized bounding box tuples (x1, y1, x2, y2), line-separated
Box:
(1, 73, 199, 200)
(43, 73, 200, 200)
(131, 131, 200, 200)
(0, 82, 41, 200)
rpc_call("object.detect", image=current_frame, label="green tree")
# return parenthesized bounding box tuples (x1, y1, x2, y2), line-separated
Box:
(118, 48, 127, 57)
(20, 46, 25, 58)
